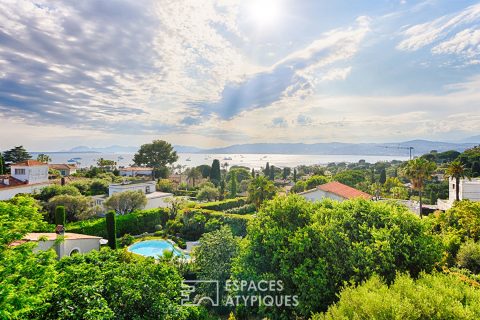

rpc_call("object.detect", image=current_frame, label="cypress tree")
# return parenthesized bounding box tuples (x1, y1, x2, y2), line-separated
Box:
(293, 168, 297, 182)
(54, 206, 66, 226)
(265, 162, 270, 177)
(106, 211, 117, 250)
(379, 168, 387, 184)
(251, 168, 255, 178)
(0, 153, 4, 175)
(229, 171, 237, 198)
(269, 165, 275, 180)
(210, 159, 221, 186)
(472, 161, 480, 177)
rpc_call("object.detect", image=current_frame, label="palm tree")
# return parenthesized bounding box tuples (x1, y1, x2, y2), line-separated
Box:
(445, 160, 467, 201)
(186, 167, 201, 187)
(401, 158, 436, 218)
(247, 176, 276, 209)
(36, 153, 51, 163)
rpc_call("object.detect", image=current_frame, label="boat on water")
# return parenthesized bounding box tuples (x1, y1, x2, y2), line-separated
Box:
(118, 156, 124, 160)
(186, 158, 191, 161)
(223, 157, 232, 160)
(72, 157, 82, 160)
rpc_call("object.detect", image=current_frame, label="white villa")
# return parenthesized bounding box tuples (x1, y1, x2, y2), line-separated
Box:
(119, 167, 153, 177)
(49, 163, 77, 176)
(300, 181, 372, 202)
(437, 177, 480, 210)
(0, 160, 51, 200)
(10, 232, 105, 258)
(93, 180, 173, 211)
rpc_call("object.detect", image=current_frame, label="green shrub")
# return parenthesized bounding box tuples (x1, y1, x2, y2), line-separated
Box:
(224, 203, 256, 215)
(54, 206, 66, 226)
(314, 272, 480, 319)
(198, 197, 247, 211)
(154, 230, 165, 237)
(68, 208, 170, 238)
(154, 224, 163, 231)
(120, 233, 134, 247)
(457, 241, 480, 274)
(173, 190, 197, 197)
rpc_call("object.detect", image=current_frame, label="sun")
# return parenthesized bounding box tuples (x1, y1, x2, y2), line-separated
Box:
(247, 0, 282, 28)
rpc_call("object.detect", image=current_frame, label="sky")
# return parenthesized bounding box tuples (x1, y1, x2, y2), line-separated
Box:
(0, 0, 479, 151)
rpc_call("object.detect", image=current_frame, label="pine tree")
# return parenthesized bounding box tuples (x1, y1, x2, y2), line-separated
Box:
(3, 146, 31, 163)
(106, 211, 117, 249)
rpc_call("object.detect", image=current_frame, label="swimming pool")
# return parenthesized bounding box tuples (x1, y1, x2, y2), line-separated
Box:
(128, 240, 190, 259)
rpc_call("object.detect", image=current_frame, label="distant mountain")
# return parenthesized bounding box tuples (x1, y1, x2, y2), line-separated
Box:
(458, 135, 480, 144)
(63, 140, 477, 156)
(202, 140, 477, 156)
(66, 145, 137, 153)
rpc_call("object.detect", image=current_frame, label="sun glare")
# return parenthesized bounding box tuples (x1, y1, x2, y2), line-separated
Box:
(247, 0, 282, 28)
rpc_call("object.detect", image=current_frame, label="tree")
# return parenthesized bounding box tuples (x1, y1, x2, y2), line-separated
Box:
(314, 273, 480, 320)
(334, 170, 366, 187)
(0, 153, 4, 174)
(264, 162, 270, 177)
(210, 159, 221, 186)
(133, 140, 178, 179)
(445, 160, 467, 201)
(456, 240, 480, 274)
(197, 164, 211, 178)
(48, 194, 94, 222)
(0, 197, 57, 319)
(269, 165, 275, 180)
(472, 161, 480, 177)
(197, 185, 220, 201)
(104, 190, 147, 215)
(36, 153, 52, 163)
(282, 167, 291, 180)
(37, 184, 81, 202)
(194, 226, 240, 304)
(379, 168, 387, 184)
(55, 206, 66, 226)
(229, 170, 237, 198)
(251, 168, 255, 178)
(157, 179, 174, 193)
(293, 168, 297, 182)
(233, 195, 442, 318)
(3, 145, 31, 163)
(305, 175, 329, 190)
(96, 158, 116, 170)
(186, 167, 201, 187)
(106, 211, 117, 250)
(401, 158, 436, 217)
(247, 176, 276, 209)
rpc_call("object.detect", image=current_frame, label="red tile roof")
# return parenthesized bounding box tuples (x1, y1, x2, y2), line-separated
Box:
(0, 175, 28, 189)
(317, 181, 372, 200)
(11, 160, 48, 167)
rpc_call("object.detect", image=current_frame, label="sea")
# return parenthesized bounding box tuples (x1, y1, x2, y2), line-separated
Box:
(31, 152, 409, 170)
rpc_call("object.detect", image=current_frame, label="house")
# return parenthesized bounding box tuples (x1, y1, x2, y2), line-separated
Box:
(0, 160, 51, 200)
(437, 177, 480, 210)
(9, 232, 105, 258)
(93, 180, 173, 211)
(49, 163, 77, 176)
(119, 167, 153, 177)
(299, 181, 372, 202)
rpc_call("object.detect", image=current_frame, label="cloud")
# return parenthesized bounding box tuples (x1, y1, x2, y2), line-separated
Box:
(397, 3, 480, 63)
(196, 16, 370, 119)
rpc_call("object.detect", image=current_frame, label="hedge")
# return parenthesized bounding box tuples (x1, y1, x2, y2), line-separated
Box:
(67, 208, 170, 238)
(182, 208, 252, 238)
(225, 203, 256, 215)
(197, 197, 247, 211)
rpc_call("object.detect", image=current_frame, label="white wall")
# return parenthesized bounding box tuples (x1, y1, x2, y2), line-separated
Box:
(32, 238, 101, 258)
(12, 165, 49, 184)
(300, 189, 346, 202)
(0, 183, 50, 201)
(119, 170, 152, 177)
(109, 181, 156, 197)
(144, 195, 173, 209)
(449, 177, 480, 201)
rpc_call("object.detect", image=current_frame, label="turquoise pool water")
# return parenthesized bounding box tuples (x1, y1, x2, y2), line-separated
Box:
(128, 240, 190, 259)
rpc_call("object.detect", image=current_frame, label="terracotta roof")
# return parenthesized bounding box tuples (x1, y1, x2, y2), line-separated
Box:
(11, 160, 48, 167)
(0, 175, 28, 189)
(23, 233, 101, 241)
(49, 163, 77, 170)
(120, 167, 153, 171)
(317, 181, 372, 200)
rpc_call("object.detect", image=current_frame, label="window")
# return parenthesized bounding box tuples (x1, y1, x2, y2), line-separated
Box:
(452, 184, 455, 189)
(146, 186, 151, 193)
(14, 168, 26, 175)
